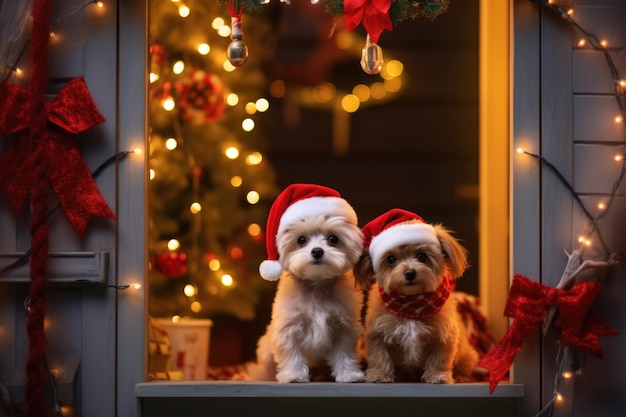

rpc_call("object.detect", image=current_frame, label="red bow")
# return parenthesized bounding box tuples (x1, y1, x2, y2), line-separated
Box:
(0, 77, 116, 236)
(479, 274, 617, 393)
(344, 0, 393, 44)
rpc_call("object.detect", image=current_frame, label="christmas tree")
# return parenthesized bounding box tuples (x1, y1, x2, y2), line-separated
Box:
(148, 0, 281, 321)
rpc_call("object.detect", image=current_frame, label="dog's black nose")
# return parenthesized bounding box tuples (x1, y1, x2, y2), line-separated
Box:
(311, 247, 324, 259)
(404, 269, 417, 281)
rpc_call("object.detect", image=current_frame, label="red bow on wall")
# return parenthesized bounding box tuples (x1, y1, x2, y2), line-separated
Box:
(0, 77, 116, 236)
(479, 274, 617, 393)
(344, 0, 393, 43)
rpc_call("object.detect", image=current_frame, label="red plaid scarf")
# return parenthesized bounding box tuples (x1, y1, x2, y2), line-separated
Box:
(378, 276, 452, 320)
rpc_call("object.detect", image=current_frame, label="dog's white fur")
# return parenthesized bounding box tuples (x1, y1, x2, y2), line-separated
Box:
(355, 222, 479, 384)
(249, 215, 366, 383)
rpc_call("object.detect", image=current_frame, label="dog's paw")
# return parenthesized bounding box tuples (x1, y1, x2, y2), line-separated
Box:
(335, 369, 365, 383)
(422, 371, 454, 384)
(365, 369, 394, 383)
(276, 369, 310, 383)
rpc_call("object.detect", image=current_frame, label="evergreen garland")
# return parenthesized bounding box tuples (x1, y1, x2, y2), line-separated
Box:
(217, 0, 450, 25)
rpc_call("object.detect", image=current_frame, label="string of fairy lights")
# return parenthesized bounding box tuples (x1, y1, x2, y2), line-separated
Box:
(515, 1, 626, 416)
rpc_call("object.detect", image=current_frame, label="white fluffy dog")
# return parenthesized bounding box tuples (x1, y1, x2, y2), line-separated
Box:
(249, 184, 365, 383)
(355, 209, 479, 384)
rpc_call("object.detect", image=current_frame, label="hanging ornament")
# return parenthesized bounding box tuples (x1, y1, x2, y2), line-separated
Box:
(153, 252, 188, 278)
(360, 34, 384, 75)
(227, 2, 249, 67)
(175, 70, 226, 123)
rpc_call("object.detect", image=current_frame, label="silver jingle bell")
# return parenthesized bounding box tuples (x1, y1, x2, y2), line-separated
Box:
(227, 39, 249, 67)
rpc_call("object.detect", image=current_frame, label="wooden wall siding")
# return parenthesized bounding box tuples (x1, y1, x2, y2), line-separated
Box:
(0, 1, 120, 416)
(519, 0, 626, 415)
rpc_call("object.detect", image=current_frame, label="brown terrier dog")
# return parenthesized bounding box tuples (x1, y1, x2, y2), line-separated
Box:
(355, 209, 479, 383)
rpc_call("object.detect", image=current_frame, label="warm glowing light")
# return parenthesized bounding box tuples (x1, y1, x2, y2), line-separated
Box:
(225, 147, 240, 159)
(384, 60, 404, 78)
(162, 97, 175, 111)
(247, 191, 260, 204)
(167, 239, 180, 251)
(184, 284, 196, 297)
(133, 147, 143, 155)
(341, 94, 360, 113)
(132, 283, 142, 290)
(190, 202, 202, 214)
(384, 77, 402, 93)
(313, 83, 336, 102)
(567, 9, 574, 16)
(212, 17, 225, 29)
(218, 25, 231, 37)
(197, 43, 210, 55)
(562, 371, 573, 379)
(227, 93, 239, 106)
(178, 4, 190, 17)
(578, 39, 586, 47)
(150, 73, 159, 83)
(516, 147, 525, 154)
(230, 246, 244, 259)
(231, 176, 243, 187)
(597, 202, 606, 210)
(165, 137, 178, 150)
(221, 274, 234, 287)
(614, 154, 623, 162)
(96, 1, 104, 7)
(245, 102, 257, 114)
(555, 393, 564, 403)
(335, 31, 352, 49)
(208, 259, 221, 271)
(223, 60, 236, 72)
(270, 80, 286, 98)
(245, 152, 263, 166)
(172, 315, 181, 323)
(173, 60, 185, 74)
(256, 98, 270, 112)
(248, 223, 261, 237)
(190, 301, 202, 312)
(620, 80, 626, 88)
(600, 39, 608, 48)
(370, 83, 387, 99)
(352, 84, 370, 102)
(615, 115, 623, 123)
(149, 169, 156, 180)
(242, 118, 255, 132)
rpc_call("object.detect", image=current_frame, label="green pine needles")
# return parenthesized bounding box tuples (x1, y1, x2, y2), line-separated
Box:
(218, 0, 450, 25)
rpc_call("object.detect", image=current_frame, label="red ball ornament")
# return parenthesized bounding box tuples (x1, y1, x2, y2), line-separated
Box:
(154, 252, 188, 278)
(175, 70, 226, 124)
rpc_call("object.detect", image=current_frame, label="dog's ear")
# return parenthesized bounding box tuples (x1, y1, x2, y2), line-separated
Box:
(433, 224, 469, 279)
(353, 252, 374, 290)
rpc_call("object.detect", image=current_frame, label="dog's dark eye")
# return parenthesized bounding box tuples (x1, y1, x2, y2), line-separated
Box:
(416, 252, 428, 262)
(297, 236, 307, 246)
(386, 255, 397, 265)
(327, 235, 339, 245)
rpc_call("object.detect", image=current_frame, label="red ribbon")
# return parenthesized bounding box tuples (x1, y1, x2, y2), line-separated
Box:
(479, 274, 617, 393)
(0, 77, 116, 236)
(344, 0, 393, 44)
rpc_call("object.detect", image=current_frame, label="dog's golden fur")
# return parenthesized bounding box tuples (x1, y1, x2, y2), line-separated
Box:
(355, 223, 479, 383)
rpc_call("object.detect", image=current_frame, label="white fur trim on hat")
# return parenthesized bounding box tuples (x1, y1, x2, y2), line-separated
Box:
(276, 196, 358, 236)
(259, 260, 282, 281)
(369, 222, 439, 273)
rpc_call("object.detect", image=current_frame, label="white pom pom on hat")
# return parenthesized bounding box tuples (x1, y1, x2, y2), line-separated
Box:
(362, 208, 439, 274)
(259, 183, 358, 281)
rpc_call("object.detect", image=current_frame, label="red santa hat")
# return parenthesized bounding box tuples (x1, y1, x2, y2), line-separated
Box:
(362, 208, 439, 274)
(259, 183, 359, 281)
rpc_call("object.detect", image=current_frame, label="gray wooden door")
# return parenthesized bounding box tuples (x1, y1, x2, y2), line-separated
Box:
(0, 1, 147, 416)
(514, 0, 626, 415)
